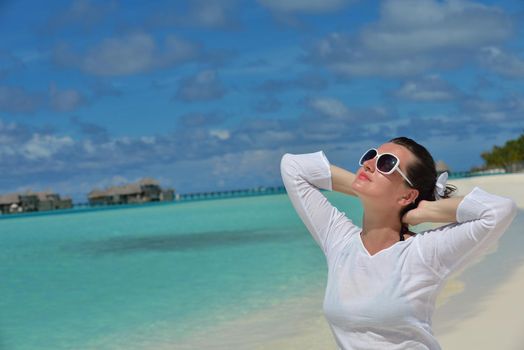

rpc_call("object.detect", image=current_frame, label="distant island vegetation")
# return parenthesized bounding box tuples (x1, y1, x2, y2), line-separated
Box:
(474, 132, 524, 173)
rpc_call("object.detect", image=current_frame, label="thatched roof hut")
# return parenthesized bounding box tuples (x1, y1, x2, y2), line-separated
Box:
(435, 160, 451, 175)
(87, 177, 172, 205)
(0, 190, 71, 213)
(139, 177, 159, 186)
(88, 189, 106, 199)
(0, 193, 21, 205)
(34, 191, 58, 201)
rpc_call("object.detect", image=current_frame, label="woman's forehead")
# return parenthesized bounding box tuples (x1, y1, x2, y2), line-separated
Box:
(378, 142, 414, 163)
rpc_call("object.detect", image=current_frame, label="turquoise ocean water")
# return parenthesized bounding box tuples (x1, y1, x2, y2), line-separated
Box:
(0, 192, 361, 350)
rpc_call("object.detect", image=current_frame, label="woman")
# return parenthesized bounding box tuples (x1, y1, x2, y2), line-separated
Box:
(280, 137, 517, 350)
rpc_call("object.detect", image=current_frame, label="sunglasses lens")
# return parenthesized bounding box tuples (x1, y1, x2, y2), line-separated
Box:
(377, 154, 397, 173)
(359, 149, 377, 165)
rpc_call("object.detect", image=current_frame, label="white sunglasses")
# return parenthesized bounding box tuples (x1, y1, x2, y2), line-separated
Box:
(359, 148, 414, 187)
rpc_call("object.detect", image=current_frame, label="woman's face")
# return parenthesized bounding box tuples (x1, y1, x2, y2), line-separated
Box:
(351, 142, 416, 202)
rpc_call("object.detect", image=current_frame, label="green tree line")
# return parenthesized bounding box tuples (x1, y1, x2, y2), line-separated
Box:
(479, 132, 524, 170)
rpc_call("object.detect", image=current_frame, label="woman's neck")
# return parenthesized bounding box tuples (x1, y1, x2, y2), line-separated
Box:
(361, 210, 405, 253)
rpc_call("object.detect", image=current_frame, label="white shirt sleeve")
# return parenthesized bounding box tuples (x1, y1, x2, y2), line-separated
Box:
(280, 151, 359, 256)
(416, 186, 518, 279)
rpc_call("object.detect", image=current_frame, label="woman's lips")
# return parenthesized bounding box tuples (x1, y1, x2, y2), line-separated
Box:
(358, 172, 370, 181)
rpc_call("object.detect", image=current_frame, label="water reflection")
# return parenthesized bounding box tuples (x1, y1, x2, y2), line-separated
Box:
(65, 229, 303, 256)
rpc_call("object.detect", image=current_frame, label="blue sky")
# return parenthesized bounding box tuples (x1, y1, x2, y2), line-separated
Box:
(1, 0, 523, 202)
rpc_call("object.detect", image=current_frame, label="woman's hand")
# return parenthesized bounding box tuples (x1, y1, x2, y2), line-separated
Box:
(402, 196, 464, 225)
(402, 200, 431, 226)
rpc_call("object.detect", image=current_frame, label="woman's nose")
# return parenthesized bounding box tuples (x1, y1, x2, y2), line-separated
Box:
(363, 158, 375, 172)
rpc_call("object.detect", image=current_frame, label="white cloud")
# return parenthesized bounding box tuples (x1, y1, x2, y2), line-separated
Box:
(46, 0, 117, 32)
(209, 129, 230, 140)
(22, 134, 74, 160)
(54, 33, 199, 76)
(175, 70, 226, 102)
(85, 34, 156, 75)
(140, 136, 156, 144)
(209, 148, 283, 189)
(362, 0, 511, 54)
(0, 86, 43, 114)
(49, 83, 86, 112)
(82, 139, 96, 154)
(395, 75, 459, 101)
(479, 46, 524, 78)
(157, 36, 201, 68)
(306, 0, 513, 77)
(192, 2, 233, 27)
(460, 95, 524, 122)
(155, 1, 239, 29)
(0, 84, 86, 114)
(331, 54, 433, 77)
(260, 130, 295, 143)
(308, 97, 350, 119)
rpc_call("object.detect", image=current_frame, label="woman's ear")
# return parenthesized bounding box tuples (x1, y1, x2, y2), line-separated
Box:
(398, 188, 419, 206)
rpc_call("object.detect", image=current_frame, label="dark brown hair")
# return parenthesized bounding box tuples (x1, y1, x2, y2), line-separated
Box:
(389, 137, 457, 234)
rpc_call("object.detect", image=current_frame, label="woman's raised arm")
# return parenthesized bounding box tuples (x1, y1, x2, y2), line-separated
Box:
(401, 196, 465, 226)
(330, 164, 358, 197)
(280, 151, 359, 256)
(406, 187, 517, 278)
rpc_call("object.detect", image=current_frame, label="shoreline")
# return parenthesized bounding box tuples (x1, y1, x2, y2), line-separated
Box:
(171, 173, 524, 349)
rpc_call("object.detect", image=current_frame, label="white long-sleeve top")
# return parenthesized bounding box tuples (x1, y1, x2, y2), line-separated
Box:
(280, 151, 518, 350)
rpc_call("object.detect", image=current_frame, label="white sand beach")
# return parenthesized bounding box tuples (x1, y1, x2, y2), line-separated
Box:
(174, 173, 524, 350)
(433, 173, 524, 350)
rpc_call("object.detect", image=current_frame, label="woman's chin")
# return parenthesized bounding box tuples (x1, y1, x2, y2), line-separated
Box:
(351, 186, 367, 199)
(351, 180, 368, 194)
(352, 182, 381, 199)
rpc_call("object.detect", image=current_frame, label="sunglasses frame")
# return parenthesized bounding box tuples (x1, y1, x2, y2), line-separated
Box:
(359, 148, 414, 187)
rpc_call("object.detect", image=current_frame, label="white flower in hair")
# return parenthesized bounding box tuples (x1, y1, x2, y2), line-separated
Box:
(434, 172, 448, 200)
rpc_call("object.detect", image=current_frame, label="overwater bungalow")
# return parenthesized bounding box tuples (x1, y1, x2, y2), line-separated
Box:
(0, 193, 22, 214)
(0, 191, 72, 214)
(36, 191, 73, 211)
(87, 178, 175, 206)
